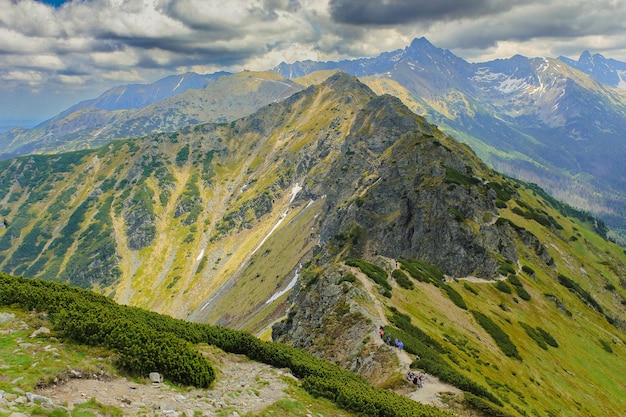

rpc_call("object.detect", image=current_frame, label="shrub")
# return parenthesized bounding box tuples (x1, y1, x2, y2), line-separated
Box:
(463, 393, 515, 417)
(507, 275, 531, 301)
(498, 262, 516, 276)
(391, 269, 414, 290)
(599, 339, 613, 354)
(536, 327, 559, 348)
(495, 281, 512, 294)
(463, 282, 479, 295)
(442, 284, 467, 309)
(398, 258, 444, 284)
(519, 322, 548, 350)
(471, 310, 521, 360)
(444, 166, 481, 187)
(557, 274, 604, 314)
(345, 258, 391, 293)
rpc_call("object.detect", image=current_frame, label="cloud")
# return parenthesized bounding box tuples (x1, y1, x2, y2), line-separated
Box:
(328, 0, 522, 25)
(1, 0, 626, 122)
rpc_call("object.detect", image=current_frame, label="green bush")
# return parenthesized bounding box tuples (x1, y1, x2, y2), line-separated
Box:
(519, 322, 548, 350)
(398, 258, 444, 284)
(471, 310, 521, 360)
(444, 166, 481, 187)
(536, 327, 558, 348)
(442, 284, 467, 310)
(391, 269, 414, 290)
(463, 392, 515, 417)
(495, 281, 512, 294)
(345, 258, 392, 293)
(557, 274, 604, 314)
(463, 282, 479, 295)
(507, 275, 531, 301)
(498, 262, 516, 276)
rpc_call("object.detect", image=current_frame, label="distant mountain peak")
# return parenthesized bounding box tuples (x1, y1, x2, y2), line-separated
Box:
(408, 36, 436, 50)
(579, 50, 593, 62)
(558, 50, 626, 88)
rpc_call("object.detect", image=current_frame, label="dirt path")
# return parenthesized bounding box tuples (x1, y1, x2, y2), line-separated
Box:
(350, 261, 463, 408)
(38, 350, 293, 416)
(406, 374, 462, 407)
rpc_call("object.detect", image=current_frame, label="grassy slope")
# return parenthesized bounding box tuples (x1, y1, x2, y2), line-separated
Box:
(369, 180, 626, 417)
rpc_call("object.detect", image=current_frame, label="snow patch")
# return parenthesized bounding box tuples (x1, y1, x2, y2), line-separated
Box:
(617, 70, 626, 89)
(289, 183, 302, 204)
(173, 76, 184, 91)
(471, 68, 530, 93)
(265, 264, 301, 305)
(251, 183, 302, 257)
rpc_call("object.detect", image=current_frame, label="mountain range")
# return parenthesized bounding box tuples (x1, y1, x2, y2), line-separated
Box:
(1, 38, 624, 246)
(275, 38, 626, 244)
(0, 72, 624, 416)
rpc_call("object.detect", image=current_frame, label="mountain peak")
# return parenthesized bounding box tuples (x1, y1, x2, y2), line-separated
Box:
(319, 71, 377, 98)
(579, 50, 593, 63)
(409, 37, 436, 50)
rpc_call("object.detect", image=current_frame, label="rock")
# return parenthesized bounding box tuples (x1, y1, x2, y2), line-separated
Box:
(3, 393, 17, 402)
(30, 327, 51, 338)
(149, 372, 163, 383)
(0, 312, 15, 324)
(13, 395, 27, 404)
(8, 412, 29, 417)
(26, 392, 52, 404)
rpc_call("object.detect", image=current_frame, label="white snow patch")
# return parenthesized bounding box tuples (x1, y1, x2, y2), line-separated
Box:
(471, 68, 530, 93)
(265, 264, 301, 305)
(196, 248, 205, 262)
(289, 183, 302, 204)
(617, 70, 626, 89)
(250, 183, 302, 257)
(173, 76, 184, 91)
(114, 87, 126, 103)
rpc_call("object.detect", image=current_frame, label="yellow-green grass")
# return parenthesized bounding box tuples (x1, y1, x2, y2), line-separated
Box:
(372, 186, 626, 417)
(204, 198, 323, 332)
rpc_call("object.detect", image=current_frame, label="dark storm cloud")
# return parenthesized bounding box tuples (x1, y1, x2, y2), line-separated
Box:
(328, 0, 522, 25)
(3, 0, 626, 122)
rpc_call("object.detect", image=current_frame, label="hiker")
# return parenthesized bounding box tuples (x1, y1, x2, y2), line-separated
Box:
(378, 326, 384, 339)
(413, 374, 420, 387)
(407, 371, 415, 382)
(394, 338, 399, 347)
(386, 333, 391, 345)
(397, 340, 404, 351)
(418, 373, 425, 388)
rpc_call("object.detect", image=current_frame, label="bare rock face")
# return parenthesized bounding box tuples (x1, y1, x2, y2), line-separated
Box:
(272, 265, 399, 384)
(311, 93, 518, 279)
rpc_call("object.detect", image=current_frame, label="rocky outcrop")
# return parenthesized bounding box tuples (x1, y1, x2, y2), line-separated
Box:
(310, 92, 518, 279)
(272, 265, 399, 383)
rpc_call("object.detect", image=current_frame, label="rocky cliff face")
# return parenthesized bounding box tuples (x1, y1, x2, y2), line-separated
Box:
(307, 87, 518, 279)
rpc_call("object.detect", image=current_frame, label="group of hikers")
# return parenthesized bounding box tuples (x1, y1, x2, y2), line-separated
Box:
(377, 326, 427, 388)
(377, 326, 404, 351)
(406, 370, 426, 388)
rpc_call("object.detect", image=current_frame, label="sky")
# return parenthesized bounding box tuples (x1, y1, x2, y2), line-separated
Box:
(2, 0, 626, 125)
